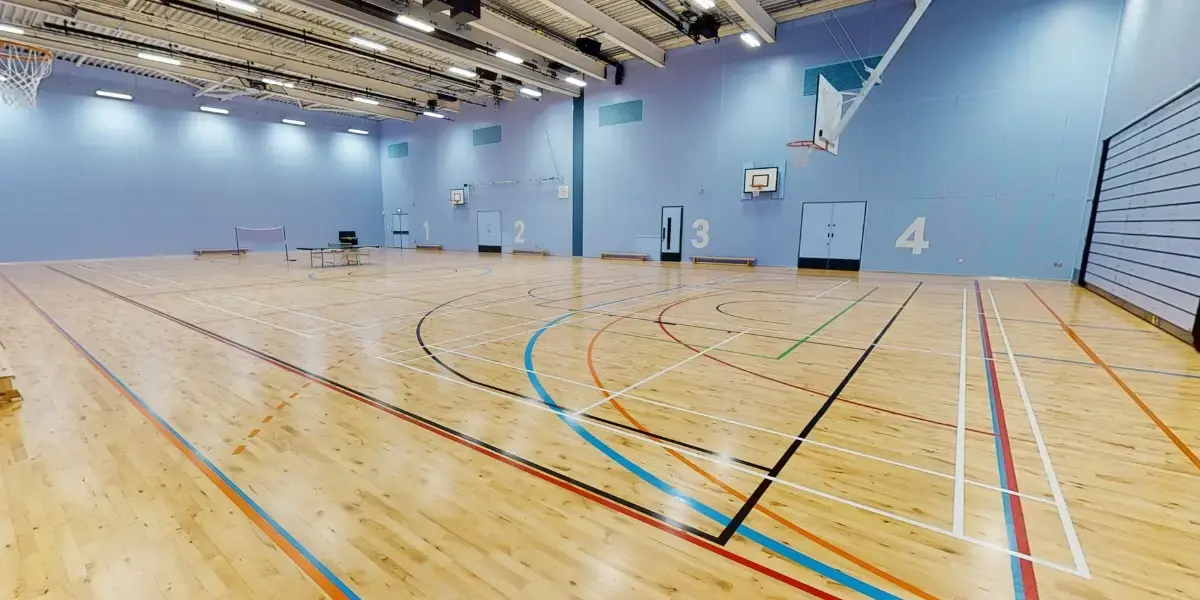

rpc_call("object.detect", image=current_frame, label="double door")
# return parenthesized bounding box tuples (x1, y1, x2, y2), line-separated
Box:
(661, 205, 683, 262)
(798, 202, 866, 271)
(477, 210, 502, 253)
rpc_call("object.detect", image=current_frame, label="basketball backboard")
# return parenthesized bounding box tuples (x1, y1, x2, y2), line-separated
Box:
(814, 74, 843, 155)
(743, 167, 779, 195)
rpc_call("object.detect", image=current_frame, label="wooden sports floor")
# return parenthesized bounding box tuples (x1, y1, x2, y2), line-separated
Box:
(0, 250, 1197, 600)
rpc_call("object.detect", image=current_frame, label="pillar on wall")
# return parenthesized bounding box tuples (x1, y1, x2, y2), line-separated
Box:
(572, 90, 584, 257)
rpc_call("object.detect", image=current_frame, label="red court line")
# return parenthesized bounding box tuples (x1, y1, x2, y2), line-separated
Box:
(586, 312, 940, 600)
(656, 296, 997, 437)
(1027, 284, 1200, 471)
(975, 283, 1038, 599)
(55, 268, 837, 599)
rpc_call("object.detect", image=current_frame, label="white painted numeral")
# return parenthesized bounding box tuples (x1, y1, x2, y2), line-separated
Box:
(514, 220, 526, 244)
(423, 221, 430, 241)
(895, 217, 929, 255)
(691, 218, 710, 249)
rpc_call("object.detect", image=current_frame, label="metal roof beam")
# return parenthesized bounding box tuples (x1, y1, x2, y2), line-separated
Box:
(528, 0, 665, 67)
(726, 0, 776, 43)
(5, 31, 418, 119)
(275, 0, 579, 96)
(472, 9, 605, 80)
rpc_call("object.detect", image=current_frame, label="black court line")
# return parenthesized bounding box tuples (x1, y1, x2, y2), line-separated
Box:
(48, 266, 731, 544)
(714, 301, 795, 326)
(715, 282, 922, 545)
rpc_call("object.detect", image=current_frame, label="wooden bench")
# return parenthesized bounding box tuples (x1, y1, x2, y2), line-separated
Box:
(600, 252, 648, 261)
(513, 248, 548, 256)
(194, 248, 248, 256)
(692, 256, 756, 267)
(0, 340, 21, 405)
(415, 244, 443, 251)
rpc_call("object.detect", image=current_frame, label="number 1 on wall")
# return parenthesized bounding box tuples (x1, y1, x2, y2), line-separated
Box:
(423, 222, 430, 241)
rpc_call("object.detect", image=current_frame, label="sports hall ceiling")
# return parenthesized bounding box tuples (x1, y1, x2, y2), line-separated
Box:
(0, 0, 867, 120)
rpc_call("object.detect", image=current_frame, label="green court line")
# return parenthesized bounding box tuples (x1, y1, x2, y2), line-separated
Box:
(775, 287, 878, 360)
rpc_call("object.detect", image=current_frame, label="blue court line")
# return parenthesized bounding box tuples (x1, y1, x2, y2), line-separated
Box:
(16, 281, 359, 600)
(523, 303, 897, 598)
(1005, 352, 1200, 380)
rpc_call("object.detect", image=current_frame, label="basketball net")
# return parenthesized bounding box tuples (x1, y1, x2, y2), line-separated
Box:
(0, 40, 54, 108)
(750, 184, 764, 198)
(786, 140, 827, 168)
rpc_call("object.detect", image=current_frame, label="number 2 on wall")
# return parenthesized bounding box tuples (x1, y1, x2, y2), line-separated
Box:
(514, 220, 525, 244)
(423, 222, 430, 241)
(895, 217, 929, 255)
(691, 219, 710, 249)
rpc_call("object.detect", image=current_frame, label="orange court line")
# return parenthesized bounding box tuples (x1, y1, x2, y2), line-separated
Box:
(585, 313, 939, 600)
(1027, 283, 1200, 471)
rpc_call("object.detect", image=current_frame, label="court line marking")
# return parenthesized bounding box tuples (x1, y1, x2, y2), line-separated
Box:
(3, 273, 359, 600)
(989, 290, 1090, 578)
(811, 279, 850, 299)
(572, 330, 750, 415)
(184, 297, 318, 337)
(1027, 284, 1200, 472)
(953, 287, 968, 536)
(776, 287, 877, 359)
(518, 292, 1085, 581)
(73, 263, 154, 289)
(975, 281, 1039, 599)
(53, 268, 840, 599)
(1006, 351, 1200, 380)
(228, 295, 355, 327)
(421, 345, 1054, 505)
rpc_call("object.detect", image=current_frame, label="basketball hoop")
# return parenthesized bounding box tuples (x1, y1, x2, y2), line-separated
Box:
(750, 184, 765, 198)
(0, 40, 54, 108)
(786, 140, 828, 168)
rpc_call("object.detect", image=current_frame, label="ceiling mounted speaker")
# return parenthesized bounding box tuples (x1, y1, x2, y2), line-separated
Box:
(419, 0, 450, 12)
(478, 69, 498, 81)
(575, 37, 601, 57)
(449, 0, 480, 23)
(688, 14, 719, 40)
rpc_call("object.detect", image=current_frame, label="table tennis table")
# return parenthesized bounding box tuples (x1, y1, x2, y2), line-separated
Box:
(297, 245, 378, 268)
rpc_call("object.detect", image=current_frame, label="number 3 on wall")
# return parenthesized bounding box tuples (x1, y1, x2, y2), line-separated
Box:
(895, 217, 929, 255)
(514, 220, 525, 244)
(691, 218, 710, 249)
(423, 222, 430, 241)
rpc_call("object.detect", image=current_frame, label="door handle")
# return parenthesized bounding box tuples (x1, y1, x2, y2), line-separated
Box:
(662, 227, 666, 240)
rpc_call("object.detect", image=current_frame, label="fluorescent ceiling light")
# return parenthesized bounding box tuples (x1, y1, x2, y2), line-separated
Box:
(740, 32, 761, 48)
(95, 90, 133, 100)
(691, 0, 714, 9)
(353, 97, 380, 105)
(262, 77, 295, 89)
(422, 111, 445, 119)
(137, 52, 181, 66)
(348, 128, 369, 135)
(518, 87, 542, 98)
(563, 76, 586, 87)
(396, 15, 435, 33)
(282, 118, 305, 126)
(215, 0, 258, 12)
(448, 66, 477, 78)
(199, 105, 229, 114)
(494, 51, 523, 64)
(349, 37, 386, 51)
(0, 76, 7, 82)
(0, 24, 25, 35)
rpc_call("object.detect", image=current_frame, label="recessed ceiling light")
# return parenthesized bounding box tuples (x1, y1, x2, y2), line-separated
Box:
(282, 118, 306, 126)
(353, 97, 380, 105)
(0, 24, 25, 35)
(740, 32, 761, 48)
(495, 51, 523, 64)
(691, 0, 714, 9)
(448, 66, 477, 78)
(215, 0, 258, 12)
(137, 52, 182, 66)
(563, 76, 586, 87)
(422, 111, 445, 119)
(519, 87, 542, 98)
(200, 105, 229, 114)
(262, 77, 296, 89)
(396, 15, 435, 33)
(348, 128, 369, 135)
(95, 90, 133, 100)
(349, 37, 387, 51)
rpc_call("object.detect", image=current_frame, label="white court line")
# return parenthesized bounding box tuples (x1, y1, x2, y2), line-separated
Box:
(184, 297, 315, 337)
(413, 343, 1055, 506)
(375, 274, 754, 362)
(811, 279, 850, 299)
(989, 290, 1091, 578)
(228, 295, 358, 327)
(953, 287, 968, 536)
(76, 264, 153, 289)
(572, 329, 749, 415)
(386, 357, 1081, 576)
(130, 271, 185, 286)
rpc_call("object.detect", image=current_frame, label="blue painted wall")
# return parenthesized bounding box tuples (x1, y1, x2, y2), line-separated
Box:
(584, 0, 1124, 278)
(379, 96, 573, 254)
(0, 63, 381, 262)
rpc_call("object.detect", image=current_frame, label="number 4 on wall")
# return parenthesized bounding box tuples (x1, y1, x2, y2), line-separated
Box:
(896, 217, 930, 255)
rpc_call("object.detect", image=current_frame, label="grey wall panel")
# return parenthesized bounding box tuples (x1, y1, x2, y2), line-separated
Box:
(1088, 275, 1196, 329)
(1093, 219, 1200, 237)
(1110, 86, 1200, 147)
(1089, 242, 1200, 275)
(1097, 184, 1199, 211)
(1088, 262, 1197, 317)
(1106, 125, 1200, 178)
(1091, 232, 1200, 256)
